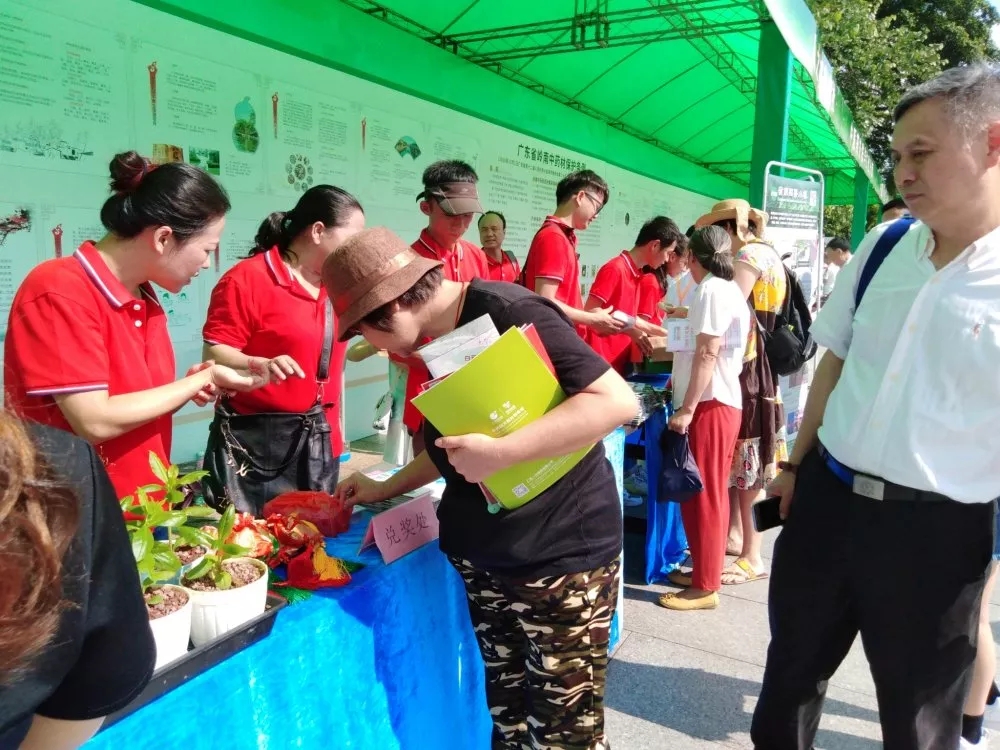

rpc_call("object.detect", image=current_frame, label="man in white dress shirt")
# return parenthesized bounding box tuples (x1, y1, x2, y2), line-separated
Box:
(821, 236, 851, 304)
(751, 63, 1000, 749)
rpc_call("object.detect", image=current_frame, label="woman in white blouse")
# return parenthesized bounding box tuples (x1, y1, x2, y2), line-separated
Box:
(658, 226, 750, 611)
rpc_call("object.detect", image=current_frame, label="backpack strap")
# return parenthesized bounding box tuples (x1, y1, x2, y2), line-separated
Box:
(855, 217, 916, 309)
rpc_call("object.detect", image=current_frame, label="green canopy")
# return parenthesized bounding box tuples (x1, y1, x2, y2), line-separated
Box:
(144, 0, 886, 206)
(336, 0, 886, 205)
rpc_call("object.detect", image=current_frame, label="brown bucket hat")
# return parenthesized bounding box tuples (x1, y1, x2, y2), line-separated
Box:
(323, 227, 442, 341)
(417, 180, 484, 216)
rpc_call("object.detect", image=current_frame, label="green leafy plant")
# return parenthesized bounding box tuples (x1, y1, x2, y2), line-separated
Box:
(122, 453, 217, 606)
(182, 504, 250, 591)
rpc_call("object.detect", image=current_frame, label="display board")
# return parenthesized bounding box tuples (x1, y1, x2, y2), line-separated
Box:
(0, 0, 717, 461)
(762, 166, 825, 446)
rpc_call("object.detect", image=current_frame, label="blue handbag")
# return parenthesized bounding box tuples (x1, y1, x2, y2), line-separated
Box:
(657, 427, 704, 502)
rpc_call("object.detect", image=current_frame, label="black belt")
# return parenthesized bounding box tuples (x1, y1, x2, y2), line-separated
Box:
(817, 443, 953, 503)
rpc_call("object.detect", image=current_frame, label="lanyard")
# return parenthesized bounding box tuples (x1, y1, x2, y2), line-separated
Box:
(675, 274, 694, 304)
(418, 238, 463, 281)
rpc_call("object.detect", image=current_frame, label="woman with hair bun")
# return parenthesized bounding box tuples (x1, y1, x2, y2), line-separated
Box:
(201, 185, 365, 513)
(3, 150, 263, 500)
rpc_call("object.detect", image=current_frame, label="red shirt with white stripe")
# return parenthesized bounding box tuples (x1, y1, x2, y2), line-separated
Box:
(397, 229, 490, 433)
(203, 247, 348, 456)
(522, 216, 583, 312)
(586, 250, 643, 374)
(4, 241, 175, 498)
(484, 250, 521, 283)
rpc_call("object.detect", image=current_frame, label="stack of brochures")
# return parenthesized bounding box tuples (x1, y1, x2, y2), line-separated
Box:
(411, 316, 593, 511)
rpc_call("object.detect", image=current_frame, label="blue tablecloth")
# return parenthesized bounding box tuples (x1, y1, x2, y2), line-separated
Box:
(86, 518, 492, 750)
(85, 430, 626, 750)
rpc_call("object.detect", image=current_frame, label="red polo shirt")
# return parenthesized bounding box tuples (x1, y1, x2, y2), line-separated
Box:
(203, 248, 348, 456)
(485, 250, 521, 283)
(397, 229, 490, 433)
(637, 272, 666, 325)
(586, 251, 643, 375)
(523, 217, 583, 310)
(4, 241, 175, 499)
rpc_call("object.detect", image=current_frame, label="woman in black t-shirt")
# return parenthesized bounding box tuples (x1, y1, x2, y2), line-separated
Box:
(327, 228, 638, 750)
(0, 414, 154, 750)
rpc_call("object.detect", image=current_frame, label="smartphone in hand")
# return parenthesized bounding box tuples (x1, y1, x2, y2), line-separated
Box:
(752, 496, 784, 532)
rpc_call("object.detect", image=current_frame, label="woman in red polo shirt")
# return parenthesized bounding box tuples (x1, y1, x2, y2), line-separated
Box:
(201, 185, 364, 513)
(4, 151, 262, 500)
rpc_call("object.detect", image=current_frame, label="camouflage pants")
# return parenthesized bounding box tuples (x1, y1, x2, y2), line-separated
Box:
(449, 556, 621, 750)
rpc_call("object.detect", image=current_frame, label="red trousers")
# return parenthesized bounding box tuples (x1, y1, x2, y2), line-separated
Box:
(679, 399, 742, 592)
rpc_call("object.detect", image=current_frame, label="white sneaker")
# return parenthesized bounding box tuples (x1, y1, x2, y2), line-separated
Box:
(986, 701, 1000, 731)
(962, 729, 992, 749)
(623, 490, 644, 507)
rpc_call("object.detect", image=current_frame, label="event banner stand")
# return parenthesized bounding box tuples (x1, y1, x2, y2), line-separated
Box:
(762, 161, 825, 450)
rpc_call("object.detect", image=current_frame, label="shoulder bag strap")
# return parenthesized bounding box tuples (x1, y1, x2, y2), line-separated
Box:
(855, 217, 916, 310)
(504, 250, 521, 277)
(318, 295, 334, 382)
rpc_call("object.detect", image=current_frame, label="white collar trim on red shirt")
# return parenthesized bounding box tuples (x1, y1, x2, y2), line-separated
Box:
(74, 245, 161, 310)
(620, 250, 641, 278)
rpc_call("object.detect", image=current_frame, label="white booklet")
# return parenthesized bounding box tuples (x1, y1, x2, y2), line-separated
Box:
(665, 317, 747, 353)
(417, 314, 500, 378)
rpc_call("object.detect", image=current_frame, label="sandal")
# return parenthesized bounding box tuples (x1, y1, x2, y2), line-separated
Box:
(721, 558, 769, 586)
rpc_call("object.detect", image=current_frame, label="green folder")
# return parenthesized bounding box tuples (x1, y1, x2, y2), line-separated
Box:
(412, 326, 593, 510)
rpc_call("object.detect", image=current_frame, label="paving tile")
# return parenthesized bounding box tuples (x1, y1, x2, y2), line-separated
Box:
(606, 632, 881, 750)
(619, 580, 879, 699)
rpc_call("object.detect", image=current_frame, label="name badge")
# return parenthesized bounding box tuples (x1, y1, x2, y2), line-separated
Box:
(853, 475, 885, 501)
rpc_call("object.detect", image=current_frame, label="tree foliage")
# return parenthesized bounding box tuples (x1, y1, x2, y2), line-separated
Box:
(807, 0, 997, 239)
(878, 0, 1000, 68)
(807, 0, 943, 184)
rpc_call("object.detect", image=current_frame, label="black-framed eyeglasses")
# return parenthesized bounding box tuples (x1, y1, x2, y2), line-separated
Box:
(583, 191, 605, 216)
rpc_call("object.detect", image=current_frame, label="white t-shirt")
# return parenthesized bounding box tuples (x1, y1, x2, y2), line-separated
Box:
(672, 275, 749, 411)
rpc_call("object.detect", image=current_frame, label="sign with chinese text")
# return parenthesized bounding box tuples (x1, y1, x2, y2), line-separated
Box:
(359, 493, 439, 564)
(762, 168, 825, 448)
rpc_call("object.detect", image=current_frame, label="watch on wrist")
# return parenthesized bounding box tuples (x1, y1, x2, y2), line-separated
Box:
(777, 461, 799, 474)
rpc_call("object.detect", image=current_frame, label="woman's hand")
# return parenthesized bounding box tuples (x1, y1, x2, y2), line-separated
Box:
(662, 305, 689, 319)
(435, 433, 506, 484)
(667, 406, 694, 434)
(248, 355, 305, 385)
(628, 329, 654, 357)
(332, 472, 388, 508)
(209, 363, 266, 395)
(186, 361, 218, 406)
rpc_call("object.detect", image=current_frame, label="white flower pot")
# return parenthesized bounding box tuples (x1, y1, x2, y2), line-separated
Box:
(148, 584, 192, 671)
(184, 557, 268, 647)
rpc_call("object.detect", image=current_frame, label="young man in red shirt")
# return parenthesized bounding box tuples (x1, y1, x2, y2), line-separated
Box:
(400, 159, 490, 453)
(522, 170, 623, 338)
(586, 216, 685, 374)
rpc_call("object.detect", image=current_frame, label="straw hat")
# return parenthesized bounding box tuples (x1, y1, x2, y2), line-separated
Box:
(695, 199, 768, 243)
(322, 227, 442, 341)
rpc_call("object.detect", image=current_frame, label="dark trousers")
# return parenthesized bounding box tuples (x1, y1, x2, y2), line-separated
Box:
(751, 449, 994, 750)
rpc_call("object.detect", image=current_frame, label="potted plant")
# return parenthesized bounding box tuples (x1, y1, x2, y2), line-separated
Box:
(123, 454, 216, 669)
(182, 504, 268, 647)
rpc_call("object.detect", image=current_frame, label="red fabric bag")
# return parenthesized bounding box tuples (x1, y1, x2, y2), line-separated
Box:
(263, 491, 351, 538)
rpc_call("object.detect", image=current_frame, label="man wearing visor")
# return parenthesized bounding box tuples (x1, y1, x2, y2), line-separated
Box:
(400, 160, 490, 453)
